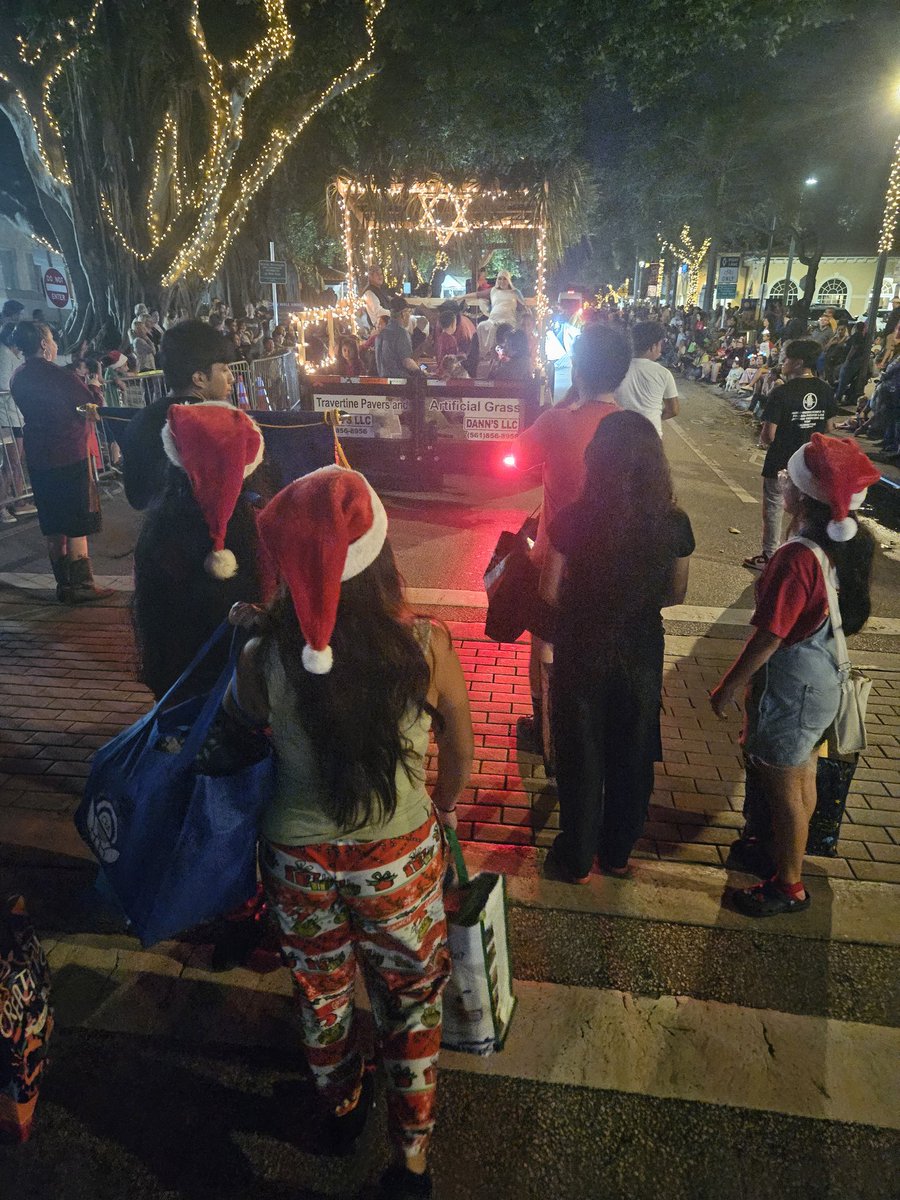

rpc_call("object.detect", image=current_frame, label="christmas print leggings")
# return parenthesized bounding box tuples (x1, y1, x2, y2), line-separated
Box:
(260, 813, 450, 1157)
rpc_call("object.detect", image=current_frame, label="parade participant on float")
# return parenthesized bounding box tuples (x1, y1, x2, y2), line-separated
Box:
(711, 435, 878, 916)
(509, 324, 630, 759)
(541, 411, 694, 880)
(132, 401, 271, 700)
(226, 466, 472, 1199)
(10, 321, 113, 603)
(121, 320, 235, 510)
(489, 269, 524, 326)
(362, 264, 394, 332)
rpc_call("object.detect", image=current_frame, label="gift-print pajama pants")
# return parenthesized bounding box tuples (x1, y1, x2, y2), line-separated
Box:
(260, 813, 450, 1157)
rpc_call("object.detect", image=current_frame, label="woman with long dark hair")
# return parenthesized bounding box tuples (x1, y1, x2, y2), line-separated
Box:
(226, 466, 472, 1200)
(711, 435, 878, 916)
(541, 410, 695, 880)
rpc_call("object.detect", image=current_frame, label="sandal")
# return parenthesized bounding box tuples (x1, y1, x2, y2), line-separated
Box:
(732, 879, 810, 918)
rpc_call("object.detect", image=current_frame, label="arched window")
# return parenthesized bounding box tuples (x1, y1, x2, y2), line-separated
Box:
(816, 278, 848, 307)
(769, 279, 798, 305)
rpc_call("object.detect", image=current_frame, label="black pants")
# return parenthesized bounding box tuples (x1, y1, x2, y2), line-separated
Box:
(551, 647, 662, 874)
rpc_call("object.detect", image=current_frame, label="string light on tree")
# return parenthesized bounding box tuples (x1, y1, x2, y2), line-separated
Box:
(659, 226, 711, 307)
(878, 131, 900, 255)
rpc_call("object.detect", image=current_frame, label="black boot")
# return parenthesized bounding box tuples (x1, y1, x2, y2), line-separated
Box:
(67, 557, 115, 604)
(516, 693, 543, 754)
(50, 555, 72, 603)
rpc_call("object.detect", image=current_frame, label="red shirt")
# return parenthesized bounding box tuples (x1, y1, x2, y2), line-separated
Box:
(512, 400, 618, 561)
(751, 541, 829, 645)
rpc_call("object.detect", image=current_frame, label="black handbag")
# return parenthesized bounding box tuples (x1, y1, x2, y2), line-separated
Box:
(483, 512, 553, 643)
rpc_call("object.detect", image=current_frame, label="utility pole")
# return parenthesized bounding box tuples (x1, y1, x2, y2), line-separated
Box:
(757, 211, 777, 321)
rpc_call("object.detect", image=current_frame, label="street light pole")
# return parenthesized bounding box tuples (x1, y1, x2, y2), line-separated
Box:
(783, 178, 817, 317)
(757, 210, 777, 321)
(856, 131, 900, 398)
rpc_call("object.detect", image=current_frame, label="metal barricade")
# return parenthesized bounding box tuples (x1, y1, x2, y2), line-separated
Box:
(0, 407, 33, 511)
(107, 370, 167, 409)
(237, 352, 300, 412)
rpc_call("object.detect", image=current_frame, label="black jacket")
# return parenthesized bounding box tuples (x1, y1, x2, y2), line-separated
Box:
(121, 394, 198, 510)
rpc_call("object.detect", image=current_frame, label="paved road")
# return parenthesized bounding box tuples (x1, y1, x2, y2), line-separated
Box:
(2, 378, 898, 617)
(1, 381, 899, 1199)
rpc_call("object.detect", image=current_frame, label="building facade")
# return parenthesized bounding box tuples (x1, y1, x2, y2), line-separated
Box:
(0, 215, 73, 322)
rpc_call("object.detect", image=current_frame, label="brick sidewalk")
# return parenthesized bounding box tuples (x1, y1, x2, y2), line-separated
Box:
(1, 588, 898, 882)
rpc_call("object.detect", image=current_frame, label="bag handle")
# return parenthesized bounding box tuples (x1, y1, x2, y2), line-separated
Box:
(155, 620, 235, 712)
(791, 537, 851, 671)
(444, 826, 471, 887)
(175, 631, 245, 766)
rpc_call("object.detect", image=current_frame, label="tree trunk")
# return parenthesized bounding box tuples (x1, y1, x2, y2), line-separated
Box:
(701, 240, 717, 313)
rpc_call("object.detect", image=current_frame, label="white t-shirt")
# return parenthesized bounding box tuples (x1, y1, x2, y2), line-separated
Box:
(615, 357, 678, 436)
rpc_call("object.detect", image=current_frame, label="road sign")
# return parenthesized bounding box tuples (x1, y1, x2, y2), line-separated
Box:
(44, 267, 69, 308)
(716, 255, 740, 300)
(259, 259, 287, 285)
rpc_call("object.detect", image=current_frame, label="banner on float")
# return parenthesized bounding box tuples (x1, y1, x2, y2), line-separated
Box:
(313, 392, 522, 442)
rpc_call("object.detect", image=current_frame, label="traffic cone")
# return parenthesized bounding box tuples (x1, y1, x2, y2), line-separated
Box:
(236, 379, 250, 409)
(255, 377, 270, 408)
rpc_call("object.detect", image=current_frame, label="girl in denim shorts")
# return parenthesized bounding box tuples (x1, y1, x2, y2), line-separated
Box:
(710, 435, 879, 916)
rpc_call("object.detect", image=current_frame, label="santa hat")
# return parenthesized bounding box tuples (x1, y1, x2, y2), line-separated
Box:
(257, 466, 388, 675)
(105, 350, 129, 371)
(161, 402, 264, 578)
(787, 434, 880, 542)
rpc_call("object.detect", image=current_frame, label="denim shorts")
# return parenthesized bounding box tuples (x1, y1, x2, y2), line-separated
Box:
(743, 619, 841, 768)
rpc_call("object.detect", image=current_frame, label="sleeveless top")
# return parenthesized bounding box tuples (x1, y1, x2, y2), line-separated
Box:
(260, 619, 434, 846)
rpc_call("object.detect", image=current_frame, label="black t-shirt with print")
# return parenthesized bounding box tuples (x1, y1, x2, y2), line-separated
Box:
(762, 377, 837, 477)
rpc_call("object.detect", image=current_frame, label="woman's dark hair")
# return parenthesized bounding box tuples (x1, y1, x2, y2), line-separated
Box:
(338, 336, 361, 372)
(158, 318, 228, 390)
(11, 321, 51, 358)
(799, 496, 875, 636)
(559, 410, 681, 661)
(572, 324, 632, 396)
(265, 541, 430, 831)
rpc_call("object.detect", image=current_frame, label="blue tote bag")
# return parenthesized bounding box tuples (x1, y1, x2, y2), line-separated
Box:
(75, 623, 274, 947)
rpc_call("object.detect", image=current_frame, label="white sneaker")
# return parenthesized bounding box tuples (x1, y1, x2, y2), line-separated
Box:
(12, 503, 37, 516)
(1, 509, 17, 524)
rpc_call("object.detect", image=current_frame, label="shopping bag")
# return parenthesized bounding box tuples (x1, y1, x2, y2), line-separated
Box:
(0, 895, 53, 1143)
(441, 830, 516, 1056)
(75, 623, 274, 947)
(483, 511, 551, 643)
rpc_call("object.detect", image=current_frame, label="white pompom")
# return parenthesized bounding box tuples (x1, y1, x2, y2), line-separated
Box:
(302, 644, 334, 674)
(204, 548, 238, 578)
(826, 517, 857, 543)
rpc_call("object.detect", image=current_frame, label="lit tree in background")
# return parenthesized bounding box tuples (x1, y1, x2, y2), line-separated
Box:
(0, 0, 383, 340)
(659, 228, 711, 308)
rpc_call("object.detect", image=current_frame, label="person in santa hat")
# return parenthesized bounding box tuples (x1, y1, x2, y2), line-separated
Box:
(132, 401, 272, 702)
(711, 434, 879, 917)
(224, 465, 473, 1199)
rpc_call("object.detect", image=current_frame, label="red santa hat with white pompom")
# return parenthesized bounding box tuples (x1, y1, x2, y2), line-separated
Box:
(257, 466, 388, 674)
(161, 401, 264, 578)
(786, 433, 880, 542)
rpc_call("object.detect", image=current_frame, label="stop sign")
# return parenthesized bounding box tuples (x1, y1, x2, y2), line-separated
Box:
(44, 267, 69, 308)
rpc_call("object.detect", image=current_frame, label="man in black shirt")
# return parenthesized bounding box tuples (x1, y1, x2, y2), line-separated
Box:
(743, 338, 836, 570)
(121, 320, 235, 510)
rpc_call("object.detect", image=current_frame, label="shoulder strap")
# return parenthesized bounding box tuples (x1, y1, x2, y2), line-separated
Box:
(790, 537, 851, 670)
